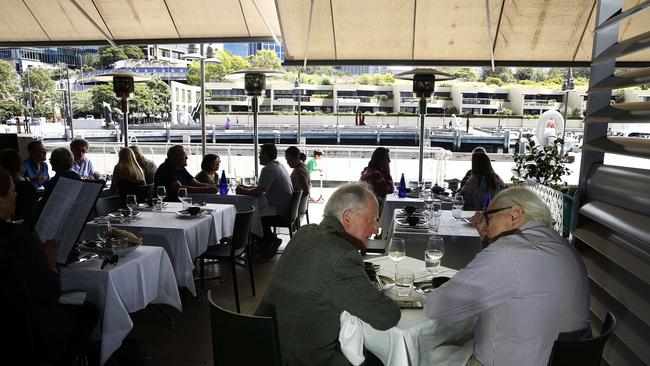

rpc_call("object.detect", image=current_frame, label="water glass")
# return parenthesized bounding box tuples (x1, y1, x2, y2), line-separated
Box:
(95, 219, 112, 246)
(111, 237, 127, 256)
(425, 236, 445, 275)
(424, 192, 434, 213)
(119, 208, 132, 223)
(126, 194, 137, 211)
(182, 197, 192, 210)
(452, 195, 464, 220)
(432, 199, 442, 218)
(395, 268, 415, 297)
(430, 216, 440, 232)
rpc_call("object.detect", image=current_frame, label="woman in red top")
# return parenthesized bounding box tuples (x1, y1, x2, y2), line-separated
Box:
(360, 147, 394, 200)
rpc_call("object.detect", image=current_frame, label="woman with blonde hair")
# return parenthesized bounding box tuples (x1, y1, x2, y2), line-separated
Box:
(110, 147, 145, 194)
(129, 145, 157, 185)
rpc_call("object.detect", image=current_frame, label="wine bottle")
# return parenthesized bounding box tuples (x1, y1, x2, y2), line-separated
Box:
(398, 173, 407, 198)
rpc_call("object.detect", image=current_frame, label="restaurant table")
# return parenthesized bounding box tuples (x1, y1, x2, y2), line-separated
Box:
(361, 256, 475, 366)
(60, 246, 181, 365)
(189, 193, 263, 238)
(379, 195, 452, 237)
(386, 209, 482, 270)
(84, 202, 236, 295)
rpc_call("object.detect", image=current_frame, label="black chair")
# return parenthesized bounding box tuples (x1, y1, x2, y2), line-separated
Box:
(272, 190, 303, 238)
(199, 206, 255, 313)
(94, 195, 123, 217)
(208, 290, 282, 366)
(547, 312, 616, 366)
(296, 192, 310, 229)
(117, 181, 153, 205)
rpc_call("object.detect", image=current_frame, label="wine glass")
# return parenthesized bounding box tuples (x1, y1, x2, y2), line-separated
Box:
(424, 192, 434, 214)
(452, 195, 464, 220)
(387, 237, 406, 273)
(229, 177, 238, 193)
(95, 218, 112, 250)
(156, 186, 167, 210)
(432, 199, 442, 218)
(425, 236, 444, 276)
(178, 187, 188, 209)
(126, 194, 137, 218)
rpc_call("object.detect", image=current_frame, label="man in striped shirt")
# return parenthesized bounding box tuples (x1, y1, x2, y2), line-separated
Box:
(427, 187, 590, 366)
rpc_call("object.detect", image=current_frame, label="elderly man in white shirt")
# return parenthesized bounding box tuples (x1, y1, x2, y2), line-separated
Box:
(426, 187, 590, 366)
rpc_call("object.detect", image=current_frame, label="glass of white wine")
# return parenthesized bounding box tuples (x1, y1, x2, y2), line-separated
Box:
(425, 236, 444, 276)
(387, 237, 406, 273)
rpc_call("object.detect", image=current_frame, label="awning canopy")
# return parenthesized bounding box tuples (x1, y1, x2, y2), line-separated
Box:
(0, 0, 280, 46)
(1, 0, 649, 67)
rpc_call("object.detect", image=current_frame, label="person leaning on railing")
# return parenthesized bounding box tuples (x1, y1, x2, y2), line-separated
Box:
(426, 187, 590, 366)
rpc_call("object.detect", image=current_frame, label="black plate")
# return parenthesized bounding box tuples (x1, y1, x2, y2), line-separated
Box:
(415, 277, 451, 293)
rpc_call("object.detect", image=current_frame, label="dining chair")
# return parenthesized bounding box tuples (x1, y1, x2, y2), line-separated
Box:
(199, 206, 255, 313)
(117, 181, 153, 205)
(296, 192, 310, 228)
(208, 290, 282, 366)
(272, 190, 303, 238)
(547, 312, 616, 366)
(93, 195, 123, 217)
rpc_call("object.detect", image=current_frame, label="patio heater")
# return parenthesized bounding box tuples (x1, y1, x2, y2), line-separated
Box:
(396, 68, 455, 182)
(89, 71, 151, 147)
(183, 44, 220, 156)
(560, 68, 574, 154)
(228, 68, 283, 178)
(294, 69, 302, 144)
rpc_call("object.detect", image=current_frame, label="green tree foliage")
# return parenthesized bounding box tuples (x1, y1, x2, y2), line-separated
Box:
(485, 76, 504, 86)
(72, 91, 93, 115)
(122, 45, 145, 60)
(512, 136, 571, 189)
(145, 77, 171, 115)
(21, 68, 57, 114)
(357, 73, 394, 86)
(445, 106, 458, 115)
(515, 67, 535, 81)
(0, 99, 25, 121)
(0, 60, 20, 99)
(98, 46, 128, 69)
(247, 49, 282, 70)
(187, 51, 251, 85)
(131, 84, 156, 116)
(452, 67, 479, 81)
(494, 107, 513, 116)
(90, 84, 119, 113)
(481, 67, 514, 82)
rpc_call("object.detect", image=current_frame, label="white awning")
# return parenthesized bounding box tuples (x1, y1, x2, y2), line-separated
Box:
(1, 0, 648, 66)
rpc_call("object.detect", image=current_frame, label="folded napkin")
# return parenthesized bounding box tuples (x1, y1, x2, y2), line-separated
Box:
(339, 311, 365, 366)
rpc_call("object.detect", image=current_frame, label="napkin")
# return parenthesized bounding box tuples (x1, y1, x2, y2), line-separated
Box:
(339, 311, 365, 365)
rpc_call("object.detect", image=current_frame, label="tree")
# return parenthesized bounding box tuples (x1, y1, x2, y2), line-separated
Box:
(0, 60, 20, 100)
(98, 46, 128, 69)
(21, 67, 56, 116)
(0, 99, 25, 121)
(485, 76, 504, 86)
(72, 91, 93, 116)
(494, 107, 513, 116)
(122, 45, 145, 60)
(452, 67, 479, 81)
(515, 67, 535, 81)
(90, 84, 118, 113)
(248, 49, 282, 70)
(481, 67, 514, 83)
(145, 77, 171, 115)
(188, 51, 251, 85)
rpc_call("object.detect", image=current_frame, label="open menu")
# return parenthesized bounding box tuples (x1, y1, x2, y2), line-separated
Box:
(35, 177, 105, 264)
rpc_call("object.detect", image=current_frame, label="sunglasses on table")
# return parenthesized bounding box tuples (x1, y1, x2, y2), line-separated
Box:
(481, 206, 513, 225)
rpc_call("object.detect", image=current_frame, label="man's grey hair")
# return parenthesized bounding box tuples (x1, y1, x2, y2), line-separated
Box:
(324, 182, 376, 220)
(50, 147, 74, 172)
(491, 187, 553, 226)
(167, 145, 185, 159)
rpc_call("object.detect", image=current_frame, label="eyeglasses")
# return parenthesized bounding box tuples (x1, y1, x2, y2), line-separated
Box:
(482, 206, 513, 225)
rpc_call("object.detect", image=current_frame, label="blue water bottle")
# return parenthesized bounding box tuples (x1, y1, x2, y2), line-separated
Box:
(219, 170, 228, 195)
(483, 193, 492, 210)
(398, 173, 407, 198)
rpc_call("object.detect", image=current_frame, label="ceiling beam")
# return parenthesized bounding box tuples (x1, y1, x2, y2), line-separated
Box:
(282, 59, 650, 67)
(0, 36, 276, 48)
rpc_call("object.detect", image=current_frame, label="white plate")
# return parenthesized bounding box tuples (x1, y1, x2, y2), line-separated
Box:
(108, 211, 142, 218)
(175, 209, 211, 218)
(396, 218, 428, 228)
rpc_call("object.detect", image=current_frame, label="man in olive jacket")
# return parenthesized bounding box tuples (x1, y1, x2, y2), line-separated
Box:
(255, 182, 400, 365)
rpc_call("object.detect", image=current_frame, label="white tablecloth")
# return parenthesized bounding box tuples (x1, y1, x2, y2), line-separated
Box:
(361, 256, 475, 366)
(189, 193, 263, 237)
(387, 210, 482, 270)
(60, 246, 181, 365)
(84, 202, 236, 295)
(379, 195, 453, 237)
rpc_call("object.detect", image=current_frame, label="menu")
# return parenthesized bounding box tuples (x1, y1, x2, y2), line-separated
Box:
(35, 177, 105, 264)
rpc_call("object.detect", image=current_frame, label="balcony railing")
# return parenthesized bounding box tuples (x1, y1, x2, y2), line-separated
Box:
(523, 100, 558, 106)
(461, 98, 502, 105)
(208, 96, 248, 102)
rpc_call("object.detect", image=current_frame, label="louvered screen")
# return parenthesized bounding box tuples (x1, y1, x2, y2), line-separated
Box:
(575, 1, 650, 365)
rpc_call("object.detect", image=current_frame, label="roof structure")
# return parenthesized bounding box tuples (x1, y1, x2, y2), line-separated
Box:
(1, 0, 649, 66)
